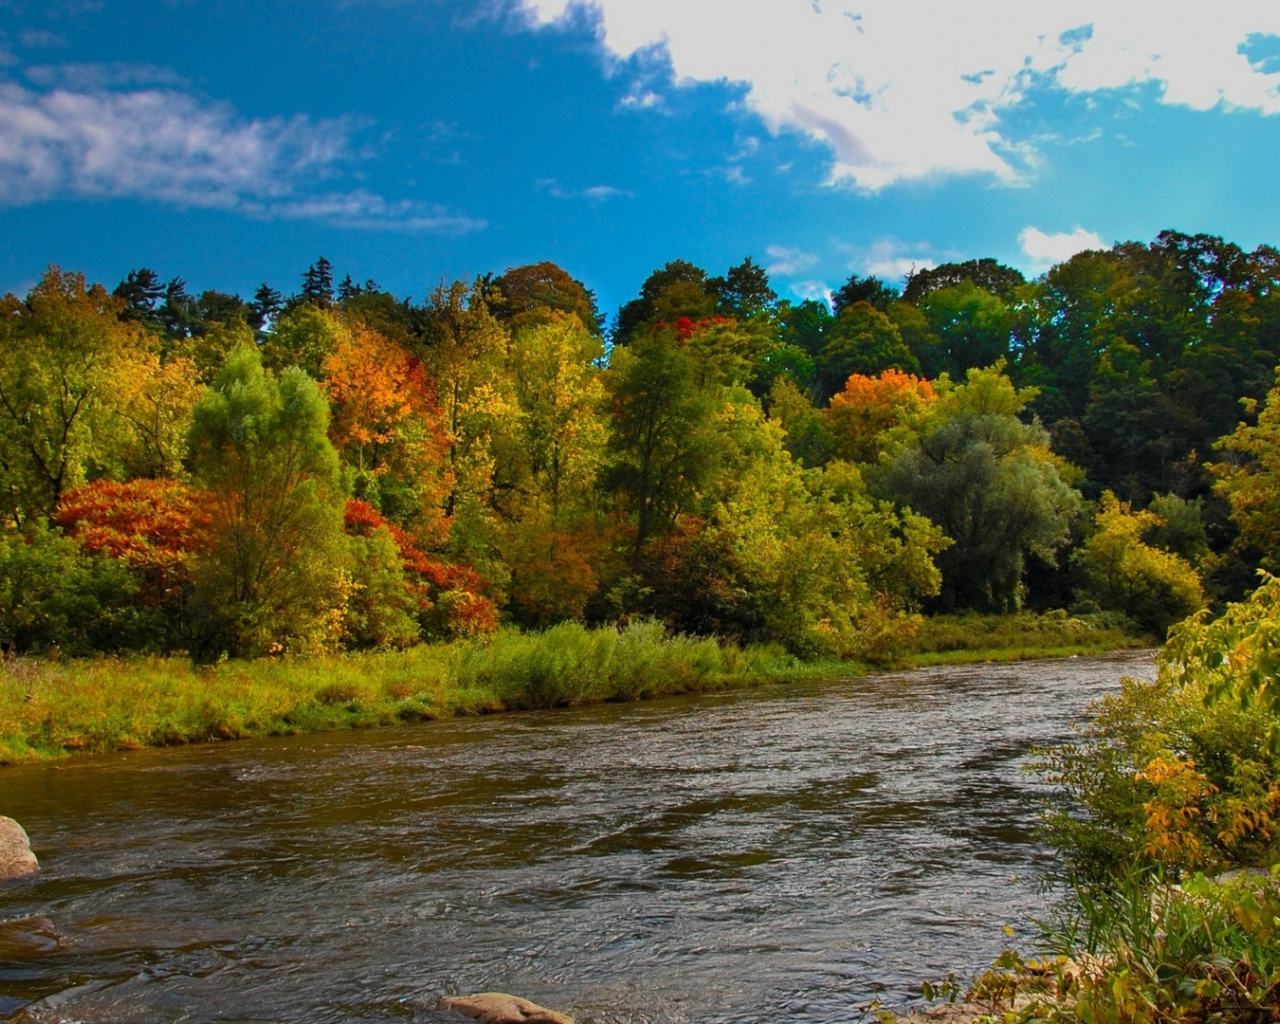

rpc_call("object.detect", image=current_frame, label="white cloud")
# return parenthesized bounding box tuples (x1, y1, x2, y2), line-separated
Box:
(1019, 225, 1105, 267)
(514, 2, 1280, 190)
(849, 238, 936, 283)
(535, 177, 631, 200)
(788, 279, 833, 305)
(582, 183, 629, 199)
(249, 190, 486, 233)
(764, 244, 817, 276)
(0, 74, 483, 231)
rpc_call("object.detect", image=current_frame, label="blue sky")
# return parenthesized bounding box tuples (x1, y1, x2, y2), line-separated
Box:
(2, 0, 1280, 319)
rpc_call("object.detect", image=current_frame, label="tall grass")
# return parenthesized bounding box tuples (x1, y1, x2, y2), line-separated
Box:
(0, 611, 1144, 764)
(905, 610, 1144, 665)
(968, 867, 1280, 1024)
(0, 621, 817, 762)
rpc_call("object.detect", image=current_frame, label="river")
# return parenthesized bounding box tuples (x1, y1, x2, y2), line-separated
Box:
(0, 650, 1155, 1024)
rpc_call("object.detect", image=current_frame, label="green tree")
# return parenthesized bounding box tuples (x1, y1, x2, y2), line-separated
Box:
(0, 269, 144, 524)
(604, 326, 721, 563)
(709, 256, 777, 318)
(613, 260, 716, 343)
(187, 346, 348, 659)
(832, 273, 897, 314)
(877, 364, 1081, 611)
(489, 261, 602, 334)
(903, 258, 1025, 304)
(920, 281, 1015, 378)
(816, 301, 919, 403)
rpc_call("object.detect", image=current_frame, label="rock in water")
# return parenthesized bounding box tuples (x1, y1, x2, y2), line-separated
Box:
(0, 817, 38, 880)
(0, 916, 59, 959)
(439, 993, 574, 1024)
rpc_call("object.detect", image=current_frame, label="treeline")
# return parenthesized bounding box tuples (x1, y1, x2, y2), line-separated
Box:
(2, 231, 1279, 662)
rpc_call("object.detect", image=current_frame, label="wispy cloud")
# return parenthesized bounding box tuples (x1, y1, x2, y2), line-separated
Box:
(18, 29, 66, 49)
(764, 244, 817, 276)
(0, 71, 484, 232)
(535, 177, 631, 200)
(515, 2, 1280, 190)
(23, 62, 187, 89)
(251, 190, 485, 233)
(1019, 225, 1105, 270)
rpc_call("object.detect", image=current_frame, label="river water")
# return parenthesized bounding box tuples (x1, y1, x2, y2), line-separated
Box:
(0, 650, 1156, 1024)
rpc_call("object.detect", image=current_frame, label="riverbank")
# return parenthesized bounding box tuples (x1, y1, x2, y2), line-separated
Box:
(0, 613, 1143, 763)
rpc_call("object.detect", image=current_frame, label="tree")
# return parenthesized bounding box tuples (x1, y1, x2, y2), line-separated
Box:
(300, 257, 335, 308)
(877, 364, 1082, 611)
(919, 282, 1015, 378)
(768, 377, 833, 467)
(1073, 492, 1204, 635)
(1083, 340, 1183, 502)
(342, 499, 497, 641)
(0, 269, 145, 524)
(113, 268, 166, 328)
(0, 523, 144, 656)
(320, 326, 451, 539)
(613, 260, 716, 343)
(826, 369, 936, 465)
(903, 258, 1025, 304)
(604, 326, 721, 563)
(1213, 367, 1280, 571)
(503, 315, 607, 516)
(832, 274, 898, 314)
(249, 283, 284, 332)
(710, 256, 777, 318)
(636, 400, 945, 659)
(415, 279, 514, 536)
(816, 301, 920, 403)
(262, 304, 345, 380)
(489, 261, 601, 334)
(56, 479, 213, 647)
(186, 345, 348, 659)
(107, 348, 205, 480)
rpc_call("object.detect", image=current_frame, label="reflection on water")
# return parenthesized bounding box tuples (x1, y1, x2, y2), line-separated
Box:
(0, 651, 1155, 1024)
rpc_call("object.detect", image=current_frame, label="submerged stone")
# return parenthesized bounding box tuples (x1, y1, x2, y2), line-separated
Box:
(0, 915, 60, 959)
(439, 993, 574, 1024)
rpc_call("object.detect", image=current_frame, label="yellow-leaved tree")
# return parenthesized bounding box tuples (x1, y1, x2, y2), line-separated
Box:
(1073, 491, 1204, 636)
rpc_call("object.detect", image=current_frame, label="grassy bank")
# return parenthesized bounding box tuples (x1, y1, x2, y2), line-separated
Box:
(0, 621, 830, 762)
(0, 612, 1144, 764)
(901, 610, 1146, 667)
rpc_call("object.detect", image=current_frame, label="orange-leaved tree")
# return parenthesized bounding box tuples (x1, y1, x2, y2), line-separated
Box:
(826, 368, 937, 464)
(56, 479, 214, 648)
(321, 327, 451, 544)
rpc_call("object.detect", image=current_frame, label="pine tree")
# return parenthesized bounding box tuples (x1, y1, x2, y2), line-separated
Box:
(301, 257, 334, 308)
(249, 283, 284, 331)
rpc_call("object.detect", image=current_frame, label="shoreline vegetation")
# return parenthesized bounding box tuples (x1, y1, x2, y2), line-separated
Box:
(0, 612, 1143, 764)
(906, 574, 1280, 1024)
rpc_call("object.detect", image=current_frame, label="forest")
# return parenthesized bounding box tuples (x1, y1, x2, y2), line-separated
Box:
(2, 229, 1278, 665)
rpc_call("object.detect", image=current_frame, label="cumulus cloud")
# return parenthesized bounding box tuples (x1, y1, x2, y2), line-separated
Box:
(848, 238, 936, 283)
(0, 74, 483, 231)
(1019, 225, 1105, 267)
(514, 1, 1280, 190)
